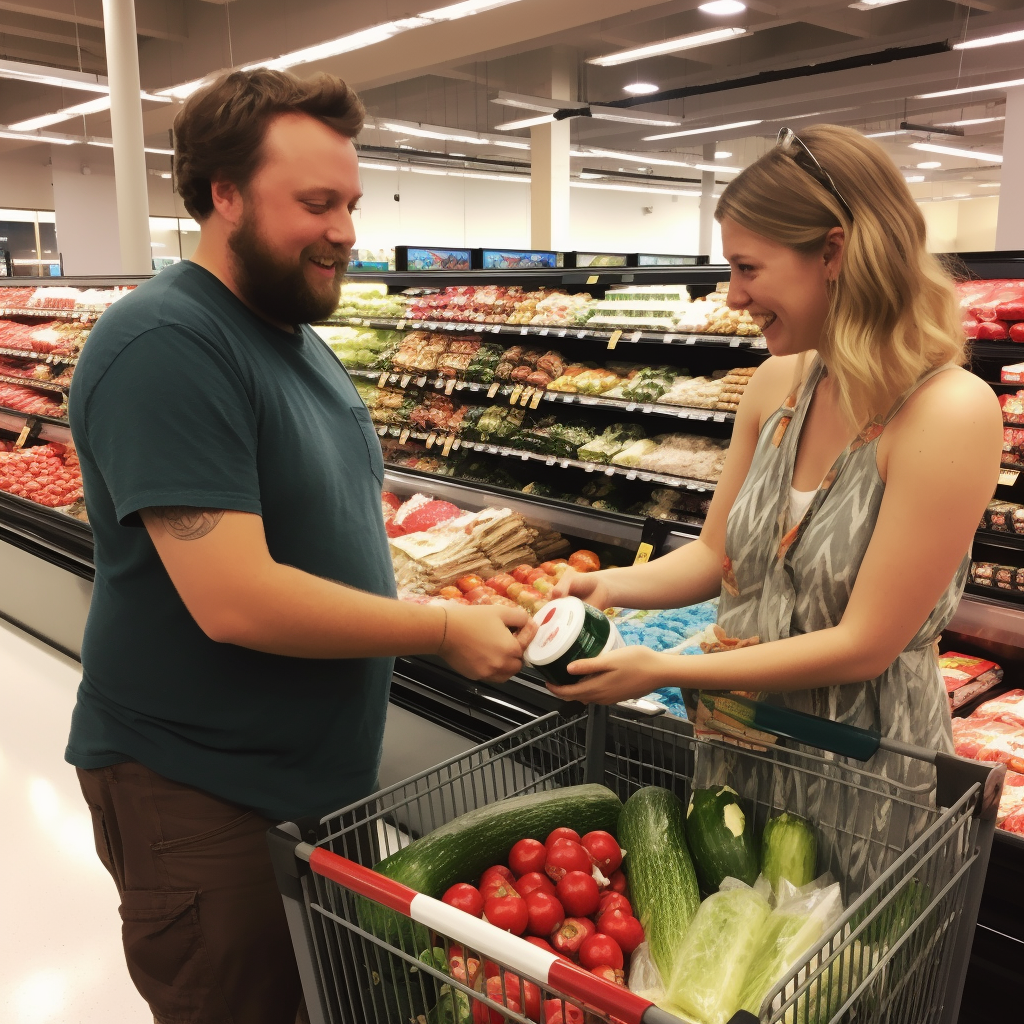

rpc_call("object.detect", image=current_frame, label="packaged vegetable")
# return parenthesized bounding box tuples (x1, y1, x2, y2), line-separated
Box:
(664, 879, 771, 1024)
(761, 812, 818, 892)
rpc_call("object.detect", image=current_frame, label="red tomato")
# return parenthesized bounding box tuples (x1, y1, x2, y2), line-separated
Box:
(442, 882, 484, 918)
(590, 965, 625, 987)
(474, 976, 519, 1024)
(581, 831, 622, 874)
(597, 910, 645, 956)
(551, 916, 595, 956)
(544, 840, 592, 882)
(465, 586, 499, 605)
(579, 933, 623, 971)
(480, 875, 519, 900)
(545, 827, 581, 849)
(509, 838, 547, 877)
(516, 871, 557, 899)
(538, 559, 568, 574)
(525, 567, 551, 585)
(456, 574, 485, 593)
(607, 869, 628, 895)
(499, 974, 541, 1023)
(505, 581, 525, 600)
(523, 936, 557, 955)
(524, 890, 564, 937)
(597, 892, 632, 918)
(511, 564, 535, 584)
(516, 586, 544, 611)
(567, 550, 600, 573)
(481, 864, 516, 885)
(483, 894, 529, 935)
(556, 870, 600, 917)
(487, 573, 515, 597)
(533, 577, 555, 596)
(437, 586, 463, 601)
(544, 1000, 584, 1024)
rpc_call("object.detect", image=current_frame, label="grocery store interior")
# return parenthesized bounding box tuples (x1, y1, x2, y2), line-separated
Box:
(3, 1, 1024, 1022)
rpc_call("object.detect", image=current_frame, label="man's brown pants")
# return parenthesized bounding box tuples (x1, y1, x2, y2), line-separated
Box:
(77, 761, 304, 1024)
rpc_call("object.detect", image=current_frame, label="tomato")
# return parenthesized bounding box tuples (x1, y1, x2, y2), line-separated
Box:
(538, 559, 568, 574)
(516, 586, 544, 612)
(481, 864, 516, 885)
(509, 838, 547, 877)
(533, 577, 555, 595)
(523, 935, 557, 955)
(545, 828, 581, 849)
(483, 894, 528, 935)
(449, 947, 482, 988)
(516, 871, 557, 899)
(456, 574, 485, 593)
(524, 890, 564, 937)
(551, 916, 595, 956)
(442, 882, 484, 918)
(596, 910, 645, 956)
(544, 1000, 584, 1024)
(556, 870, 600, 917)
(567, 550, 600, 573)
(474, 975, 518, 1024)
(597, 891, 632, 917)
(505, 581, 525, 600)
(465, 586, 498, 604)
(525, 567, 551, 585)
(590, 964, 625, 987)
(480, 876, 519, 901)
(544, 840, 591, 882)
(607, 869, 628, 895)
(437, 586, 463, 601)
(511, 564, 535, 584)
(487, 573, 515, 597)
(579, 933, 623, 971)
(581, 831, 622, 874)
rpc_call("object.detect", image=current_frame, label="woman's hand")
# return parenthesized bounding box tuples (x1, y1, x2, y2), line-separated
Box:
(545, 645, 673, 704)
(550, 567, 615, 609)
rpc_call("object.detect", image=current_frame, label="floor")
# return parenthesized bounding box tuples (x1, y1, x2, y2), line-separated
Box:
(0, 617, 151, 1024)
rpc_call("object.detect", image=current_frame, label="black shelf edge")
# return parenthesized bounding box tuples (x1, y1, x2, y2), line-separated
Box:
(974, 530, 1024, 553)
(964, 581, 1024, 605)
(0, 345, 78, 365)
(0, 489, 93, 577)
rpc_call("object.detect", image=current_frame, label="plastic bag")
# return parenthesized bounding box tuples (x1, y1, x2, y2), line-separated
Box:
(664, 877, 772, 1024)
(738, 876, 844, 1016)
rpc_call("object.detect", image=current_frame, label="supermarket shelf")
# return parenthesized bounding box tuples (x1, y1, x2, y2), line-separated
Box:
(0, 373, 68, 395)
(0, 345, 78, 364)
(949, 589, 1024, 648)
(0, 306, 101, 321)
(0, 488, 92, 578)
(323, 315, 768, 351)
(974, 530, 1024, 554)
(0, 408, 72, 442)
(350, 369, 736, 424)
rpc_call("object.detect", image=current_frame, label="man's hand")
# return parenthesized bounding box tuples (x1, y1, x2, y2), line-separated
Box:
(439, 603, 536, 683)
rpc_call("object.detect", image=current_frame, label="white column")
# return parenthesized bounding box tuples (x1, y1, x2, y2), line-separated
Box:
(531, 49, 573, 251)
(996, 86, 1024, 251)
(698, 142, 716, 257)
(101, 0, 152, 274)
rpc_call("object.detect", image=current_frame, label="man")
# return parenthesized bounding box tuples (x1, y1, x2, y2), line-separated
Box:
(66, 69, 532, 1024)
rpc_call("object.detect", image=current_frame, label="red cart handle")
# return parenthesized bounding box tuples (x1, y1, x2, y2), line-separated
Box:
(301, 844, 683, 1024)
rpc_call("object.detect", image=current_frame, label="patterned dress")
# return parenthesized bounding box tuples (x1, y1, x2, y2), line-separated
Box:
(710, 356, 964, 800)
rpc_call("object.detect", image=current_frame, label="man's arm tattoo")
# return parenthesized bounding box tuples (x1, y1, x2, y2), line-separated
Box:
(150, 506, 226, 541)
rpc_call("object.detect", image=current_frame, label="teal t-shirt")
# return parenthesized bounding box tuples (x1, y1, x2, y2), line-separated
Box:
(65, 261, 397, 821)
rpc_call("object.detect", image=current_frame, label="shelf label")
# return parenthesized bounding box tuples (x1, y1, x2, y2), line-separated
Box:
(607, 330, 622, 351)
(378, 371, 389, 387)
(633, 542, 654, 565)
(626, 470, 638, 481)
(560, 460, 570, 468)
(630, 331, 642, 344)
(509, 384, 524, 405)
(434, 378, 444, 389)
(445, 379, 457, 395)
(626, 402, 637, 412)
(415, 376, 427, 387)
(642, 404, 654, 415)
(530, 389, 544, 409)
(492, 325, 502, 333)
(520, 327, 529, 336)
(376, 426, 388, 437)
(520, 453, 530, 461)
(487, 446, 498, 454)
(586, 274, 599, 285)
(546, 458, 556, 466)
(487, 382, 500, 398)
(714, 412, 727, 422)
(577, 330, 587, 339)
(579, 396, 598, 405)
(396, 320, 407, 330)
(14, 420, 33, 448)
(604, 467, 616, 476)
(452, 438, 461, 450)
(664, 334, 680, 344)
(520, 387, 534, 407)
(441, 435, 454, 457)
(427, 433, 437, 448)
(685, 336, 697, 345)
(557, 330, 567, 338)
(399, 374, 412, 389)
(730, 338, 741, 347)
(539, 328, 549, 337)
(999, 468, 1020, 487)
(544, 391, 557, 402)
(426, 322, 437, 331)
(584, 465, 594, 473)
(455, 380, 465, 390)
(399, 428, 410, 444)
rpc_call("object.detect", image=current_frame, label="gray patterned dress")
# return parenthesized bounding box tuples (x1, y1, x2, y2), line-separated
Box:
(709, 356, 963, 803)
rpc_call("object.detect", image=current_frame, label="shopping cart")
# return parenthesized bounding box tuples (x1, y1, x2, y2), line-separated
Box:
(269, 700, 1004, 1024)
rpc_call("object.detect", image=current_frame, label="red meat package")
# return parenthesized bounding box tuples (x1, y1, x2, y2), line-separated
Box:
(939, 652, 1003, 710)
(1000, 392, 1024, 425)
(999, 771, 1024, 832)
(971, 688, 1024, 729)
(1003, 427, 1024, 465)
(957, 278, 1024, 320)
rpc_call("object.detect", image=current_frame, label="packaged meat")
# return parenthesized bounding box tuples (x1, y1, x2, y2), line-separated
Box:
(1002, 427, 1024, 465)
(1002, 361, 1024, 382)
(999, 392, 1024, 425)
(939, 652, 1004, 711)
(1010, 324, 1024, 343)
(996, 301, 1024, 322)
(977, 320, 1009, 340)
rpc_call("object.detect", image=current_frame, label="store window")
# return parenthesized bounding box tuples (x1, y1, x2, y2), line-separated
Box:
(149, 216, 201, 270)
(0, 209, 60, 277)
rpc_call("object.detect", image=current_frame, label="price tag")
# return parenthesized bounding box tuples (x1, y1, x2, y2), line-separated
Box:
(520, 453, 530, 461)
(626, 470, 638, 481)
(399, 428, 410, 444)
(586, 274, 599, 285)
(487, 446, 498, 454)
(643, 404, 654, 415)
(999, 468, 1020, 487)
(633, 542, 654, 565)
(376, 426, 387, 437)
(639, 473, 652, 482)
(545, 458, 556, 466)
(487, 382, 501, 398)
(677, 409, 692, 419)
(579, 397, 598, 405)
(452, 438, 461, 450)
(415, 376, 427, 387)
(685, 336, 697, 345)
(530, 390, 544, 409)
(626, 402, 637, 412)
(607, 330, 622, 351)
(378, 371, 389, 387)
(399, 374, 412, 389)
(577, 330, 587, 339)
(434, 379, 444, 389)
(714, 413, 727, 422)
(492, 325, 501, 334)
(520, 327, 529, 336)
(604, 467, 616, 476)
(426, 433, 437, 448)
(427, 322, 437, 331)
(730, 338, 741, 348)
(397, 320, 406, 330)
(14, 420, 33, 448)
(441, 435, 454, 457)
(544, 391, 557, 402)
(561, 394, 575, 404)
(509, 384, 524, 405)
(584, 464, 594, 473)
(445, 379, 457, 396)
(664, 334, 680, 344)
(351, 318, 363, 326)
(539, 328, 549, 337)
(520, 387, 534, 407)
(630, 331, 642, 344)
(557, 330, 567, 338)
(455, 381, 465, 391)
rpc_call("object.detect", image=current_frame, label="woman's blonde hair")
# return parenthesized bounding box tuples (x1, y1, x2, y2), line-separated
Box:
(715, 124, 965, 427)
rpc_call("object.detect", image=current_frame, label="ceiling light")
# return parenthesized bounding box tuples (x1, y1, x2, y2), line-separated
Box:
(864, 130, 904, 138)
(10, 91, 170, 132)
(918, 77, 1024, 100)
(0, 58, 109, 94)
(979, 182, 1000, 188)
(449, 152, 466, 156)
(916, 161, 941, 169)
(380, 121, 488, 145)
(955, 29, 1024, 51)
(588, 27, 746, 67)
(572, 145, 741, 173)
(950, 193, 970, 198)
(644, 118, 762, 141)
(571, 181, 700, 196)
(909, 141, 1002, 163)
(491, 139, 531, 150)
(86, 140, 175, 155)
(623, 82, 659, 95)
(715, 151, 732, 158)
(936, 116, 1005, 128)
(588, 106, 680, 127)
(699, 0, 746, 12)
(904, 175, 925, 183)
(159, 172, 172, 179)
(578, 172, 604, 179)
(0, 129, 78, 145)
(495, 114, 554, 130)
(849, 0, 910, 9)
(359, 160, 401, 171)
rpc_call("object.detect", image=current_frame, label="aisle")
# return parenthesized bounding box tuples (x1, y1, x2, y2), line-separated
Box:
(0, 618, 150, 1024)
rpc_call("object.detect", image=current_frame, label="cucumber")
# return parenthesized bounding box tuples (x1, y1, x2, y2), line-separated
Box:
(685, 786, 759, 892)
(761, 812, 817, 891)
(358, 783, 622, 947)
(617, 786, 700, 980)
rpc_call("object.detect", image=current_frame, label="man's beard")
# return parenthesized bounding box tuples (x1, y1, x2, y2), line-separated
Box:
(227, 210, 347, 326)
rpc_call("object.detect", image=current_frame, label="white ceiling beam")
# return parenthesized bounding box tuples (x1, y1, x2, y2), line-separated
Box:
(0, 0, 187, 42)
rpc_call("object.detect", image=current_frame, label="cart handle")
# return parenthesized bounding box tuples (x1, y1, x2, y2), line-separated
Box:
(696, 692, 938, 763)
(294, 841, 683, 1024)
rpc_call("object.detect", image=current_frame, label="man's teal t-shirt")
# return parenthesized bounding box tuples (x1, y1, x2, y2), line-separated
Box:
(65, 261, 397, 821)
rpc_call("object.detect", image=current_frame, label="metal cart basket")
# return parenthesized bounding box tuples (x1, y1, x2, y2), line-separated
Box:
(269, 701, 1004, 1024)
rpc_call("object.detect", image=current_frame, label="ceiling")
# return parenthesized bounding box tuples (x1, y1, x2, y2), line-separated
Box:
(0, 0, 1020, 200)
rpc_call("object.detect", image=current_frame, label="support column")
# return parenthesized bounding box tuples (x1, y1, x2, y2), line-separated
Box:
(699, 142, 716, 257)
(101, 0, 152, 273)
(531, 49, 574, 251)
(996, 86, 1024, 251)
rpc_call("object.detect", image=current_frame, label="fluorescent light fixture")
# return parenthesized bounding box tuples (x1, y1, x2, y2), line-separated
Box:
(909, 141, 1002, 163)
(358, 161, 401, 171)
(496, 114, 554, 130)
(578, 172, 604, 179)
(492, 96, 561, 113)
(849, 0, 910, 9)
(86, 140, 175, 155)
(10, 91, 170, 132)
(155, 78, 207, 100)
(643, 118, 762, 141)
(955, 29, 1024, 51)
(381, 121, 488, 145)
(699, 1, 746, 13)
(572, 146, 741, 173)
(0, 129, 78, 145)
(623, 82, 659, 95)
(588, 27, 746, 67)
(588, 106, 680, 127)
(571, 181, 700, 196)
(918, 77, 1024, 100)
(904, 175, 925, 183)
(491, 139, 531, 150)
(916, 161, 941, 169)
(864, 130, 904, 138)
(715, 151, 732, 158)
(936, 116, 1005, 128)
(979, 182, 1001, 187)
(160, 172, 172, 179)
(0, 59, 109, 94)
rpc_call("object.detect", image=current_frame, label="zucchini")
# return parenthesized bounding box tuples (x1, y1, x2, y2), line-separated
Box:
(617, 787, 700, 980)
(761, 812, 817, 891)
(685, 786, 759, 892)
(358, 784, 622, 947)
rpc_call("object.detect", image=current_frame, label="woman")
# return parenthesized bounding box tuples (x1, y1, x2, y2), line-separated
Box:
(550, 125, 1002, 773)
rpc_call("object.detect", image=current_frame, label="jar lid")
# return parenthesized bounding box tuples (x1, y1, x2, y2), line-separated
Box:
(525, 597, 609, 667)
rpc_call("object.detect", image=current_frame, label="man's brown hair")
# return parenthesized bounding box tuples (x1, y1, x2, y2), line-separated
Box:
(173, 68, 365, 220)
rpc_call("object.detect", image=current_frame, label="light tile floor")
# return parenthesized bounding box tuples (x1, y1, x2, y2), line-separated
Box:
(0, 617, 151, 1023)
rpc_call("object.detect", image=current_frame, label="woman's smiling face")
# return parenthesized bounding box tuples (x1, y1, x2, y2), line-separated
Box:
(720, 216, 843, 357)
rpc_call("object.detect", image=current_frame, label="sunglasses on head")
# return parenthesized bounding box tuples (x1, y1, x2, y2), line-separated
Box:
(776, 127, 854, 223)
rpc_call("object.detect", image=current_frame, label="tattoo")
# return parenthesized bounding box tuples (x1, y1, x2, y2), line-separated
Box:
(150, 506, 226, 541)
